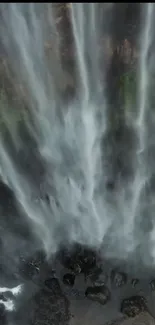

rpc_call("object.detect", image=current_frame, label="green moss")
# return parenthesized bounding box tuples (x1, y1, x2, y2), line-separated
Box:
(119, 68, 137, 110)
(0, 89, 29, 138)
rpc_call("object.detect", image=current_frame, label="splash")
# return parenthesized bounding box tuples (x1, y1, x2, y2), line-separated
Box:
(0, 284, 23, 311)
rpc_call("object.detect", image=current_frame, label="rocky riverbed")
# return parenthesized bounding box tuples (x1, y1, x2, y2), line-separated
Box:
(1, 241, 155, 325)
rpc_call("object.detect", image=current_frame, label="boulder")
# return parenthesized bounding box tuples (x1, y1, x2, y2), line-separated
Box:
(85, 285, 110, 305)
(59, 245, 97, 276)
(121, 295, 148, 317)
(111, 269, 127, 287)
(131, 279, 139, 288)
(150, 279, 155, 291)
(63, 273, 75, 287)
(31, 277, 70, 325)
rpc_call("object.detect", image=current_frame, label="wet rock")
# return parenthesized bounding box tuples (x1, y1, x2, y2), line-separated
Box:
(63, 273, 75, 287)
(59, 247, 82, 274)
(31, 279, 70, 325)
(19, 250, 46, 280)
(150, 279, 155, 291)
(59, 245, 97, 276)
(0, 180, 16, 215)
(94, 272, 108, 286)
(121, 295, 148, 317)
(84, 265, 102, 283)
(44, 277, 62, 295)
(85, 285, 110, 305)
(0, 303, 6, 325)
(1, 291, 14, 301)
(131, 279, 139, 288)
(111, 269, 127, 287)
(0, 181, 14, 206)
(0, 294, 6, 302)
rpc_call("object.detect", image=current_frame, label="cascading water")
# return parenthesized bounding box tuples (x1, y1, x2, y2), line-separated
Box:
(0, 3, 111, 257)
(0, 4, 155, 301)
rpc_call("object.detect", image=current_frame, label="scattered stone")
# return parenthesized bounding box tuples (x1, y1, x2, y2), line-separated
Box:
(111, 269, 127, 287)
(131, 279, 139, 288)
(59, 245, 97, 276)
(44, 277, 62, 295)
(85, 285, 110, 305)
(31, 281, 70, 325)
(120, 295, 148, 317)
(84, 265, 102, 283)
(59, 247, 82, 274)
(150, 279, 155, 291)
(93, 271, 108, 286)
(19, 250, 46, 280)
(81, 248, 96, 273)
(63, 273, 75, 287)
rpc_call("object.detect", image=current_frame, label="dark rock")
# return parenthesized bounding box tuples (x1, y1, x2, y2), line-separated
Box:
(19, 250, 46, 280)
(44, 277, 62, 295)
(31, 280, 70, 325)
(150, 279, 155, 291)
(1, 291, 14, 301)
(120, 295, 148, 317)
(131, 278, 139, 288)
(81, 248, 96, 273)
(0, 181, 14, 205)
(85, 285, 110, 305)
(0, 294, 6, 302)
(0, 180, 16, 214)
(94, 272, 108, 286)
(59, 247, 82, 274)
(8, 291, 17, 301)
(0, 303, 7, 325)
(63, 273, 75, 287)
(59, 245, 97, 276)
(111, 269, 127, 287)
(84, 265, 103, 283)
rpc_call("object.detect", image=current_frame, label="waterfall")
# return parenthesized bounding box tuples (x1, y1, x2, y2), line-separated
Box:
(0, 3, 154, 268)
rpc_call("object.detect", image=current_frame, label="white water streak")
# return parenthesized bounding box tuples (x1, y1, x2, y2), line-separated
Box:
(0, 3, 155, 265)
(70, 4, 89, 101)
(123, 4, 154, 246)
